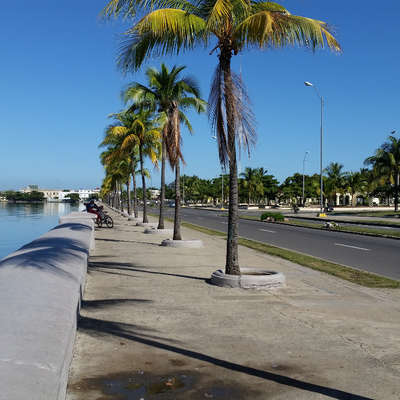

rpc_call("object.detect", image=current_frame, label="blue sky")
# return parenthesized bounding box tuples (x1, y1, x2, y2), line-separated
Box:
(1, 1, 399, 190)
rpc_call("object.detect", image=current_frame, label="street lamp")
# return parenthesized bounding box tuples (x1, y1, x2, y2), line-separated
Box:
(212, 136, 224, 209)
(302, 151, 309, 206)
(304, 81, 324, 216)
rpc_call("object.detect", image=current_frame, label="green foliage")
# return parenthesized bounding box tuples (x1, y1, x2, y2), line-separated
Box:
(260, 212, 284, 222)
(65, 193, 80, 203)
(4, 191, 44, 202)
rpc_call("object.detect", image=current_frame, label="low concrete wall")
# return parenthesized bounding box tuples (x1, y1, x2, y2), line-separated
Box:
(0, 215, 94, 400)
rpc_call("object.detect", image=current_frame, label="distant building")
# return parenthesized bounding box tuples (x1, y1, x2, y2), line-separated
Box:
(149, 189, 160, 199)
(22, 186, 100, 201)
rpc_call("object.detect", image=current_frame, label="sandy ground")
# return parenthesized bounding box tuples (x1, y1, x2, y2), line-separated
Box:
(66, 209, 400, 400)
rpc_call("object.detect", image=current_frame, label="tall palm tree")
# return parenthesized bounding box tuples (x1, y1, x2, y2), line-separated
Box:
(103, 0, 340, 275)
(105, 110, 161, 222)
(123, 64, 205, 235)
(365, 135, 400, 211)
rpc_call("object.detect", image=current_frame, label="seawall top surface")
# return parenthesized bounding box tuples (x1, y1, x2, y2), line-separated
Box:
(0, 216, 93, 400)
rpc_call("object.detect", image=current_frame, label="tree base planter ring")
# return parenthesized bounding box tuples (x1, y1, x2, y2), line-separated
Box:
(161, 239, 203, 248)
(211, 268, 285, 290)
(144, 228, 174, 235)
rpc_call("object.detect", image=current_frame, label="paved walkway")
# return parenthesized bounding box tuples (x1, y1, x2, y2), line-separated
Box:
(67, 209, 400, 399)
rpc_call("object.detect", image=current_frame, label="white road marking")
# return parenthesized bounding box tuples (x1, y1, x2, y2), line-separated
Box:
(220, 221, 228, 224)
(334, 243, 370, 251)
(259, 229, 276, 233)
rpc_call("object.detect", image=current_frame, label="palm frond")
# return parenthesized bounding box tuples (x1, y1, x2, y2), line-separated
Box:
(234, 11, 341, 52)
(208, 64, 229, 166)
(208, 64, 256, 167)
(117, 10, 208, 71)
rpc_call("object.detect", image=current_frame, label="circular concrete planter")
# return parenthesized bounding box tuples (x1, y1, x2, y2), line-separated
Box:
(136, 222, 158, 227)
(144, 228, 174, 235)
(211, 268, 285, 290)
(161, 239, 203, 248)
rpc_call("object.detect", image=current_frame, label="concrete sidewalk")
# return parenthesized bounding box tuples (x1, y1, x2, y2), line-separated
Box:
(67, 209, 400, 399)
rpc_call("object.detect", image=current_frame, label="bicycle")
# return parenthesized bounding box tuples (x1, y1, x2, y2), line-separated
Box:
(96, 207, 113, 228)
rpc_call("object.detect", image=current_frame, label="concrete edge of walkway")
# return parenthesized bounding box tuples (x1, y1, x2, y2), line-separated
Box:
(0, 214, 93, 400)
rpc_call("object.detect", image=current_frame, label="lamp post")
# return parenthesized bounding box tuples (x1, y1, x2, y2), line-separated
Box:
(302, 151, 309, 207)
(304, 81, 324, 216)
(212, 136, 224, 209)
(182, 165, 185, 206)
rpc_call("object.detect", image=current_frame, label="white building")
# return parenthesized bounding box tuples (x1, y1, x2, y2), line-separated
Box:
(22, 186, 100, 201)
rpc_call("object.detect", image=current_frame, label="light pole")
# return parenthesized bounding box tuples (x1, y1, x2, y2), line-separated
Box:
(212, 136, 224, 209)
(182, 165, 185, 206)
(304, 81, 324, 216)
(302, 151, 309, 207)
(220, 168, 225, 210)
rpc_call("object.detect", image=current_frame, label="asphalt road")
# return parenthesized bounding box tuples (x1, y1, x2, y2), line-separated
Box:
(149, 207, 400, 281)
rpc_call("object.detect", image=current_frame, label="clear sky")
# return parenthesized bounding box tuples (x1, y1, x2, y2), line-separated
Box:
(1, 1, 399, 190)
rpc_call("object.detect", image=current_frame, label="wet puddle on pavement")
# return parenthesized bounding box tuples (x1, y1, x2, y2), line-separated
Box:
(102, 373, 192, 398)
(69, 368, 260, 399)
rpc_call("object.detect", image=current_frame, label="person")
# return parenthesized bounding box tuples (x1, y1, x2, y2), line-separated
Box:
(85, 200, 101, 222)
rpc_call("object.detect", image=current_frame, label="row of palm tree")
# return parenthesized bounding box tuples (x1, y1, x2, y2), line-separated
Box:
(280, 135, 400, 210)
(100, 63, 206, 240)
(101, 0, 341, 275)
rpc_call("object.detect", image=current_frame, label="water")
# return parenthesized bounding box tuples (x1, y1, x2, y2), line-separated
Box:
(0, 202, 80, 260)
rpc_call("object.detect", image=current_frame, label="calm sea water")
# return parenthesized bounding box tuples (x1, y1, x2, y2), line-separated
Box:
(0, 202, 79, 260)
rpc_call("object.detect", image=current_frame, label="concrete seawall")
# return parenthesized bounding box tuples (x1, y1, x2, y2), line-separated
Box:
(0, 212, 95, 400)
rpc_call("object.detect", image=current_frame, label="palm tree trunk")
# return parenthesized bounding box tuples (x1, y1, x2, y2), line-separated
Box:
(132, 166, 138, 218)
(158, 131, 166, 229)
(120, 182, 124, 212)
(115, 186, 120, 209)
(173, 160, 182, 240)
(139, 146, 148, 223)
(221, 50, 240, 275)
(126, 179, 131, 215)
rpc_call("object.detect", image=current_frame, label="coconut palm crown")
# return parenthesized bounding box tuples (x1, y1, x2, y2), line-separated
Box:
(103, 0, 341, 275)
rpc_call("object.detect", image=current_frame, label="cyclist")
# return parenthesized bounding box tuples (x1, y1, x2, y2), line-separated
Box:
(85, 200, 101, 223)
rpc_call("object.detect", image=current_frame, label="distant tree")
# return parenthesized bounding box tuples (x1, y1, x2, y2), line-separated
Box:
(324, 162, 348, 205)
(365, 135, 400, 211)
(344, 171, 368, 206)
(65, 193, 80, 203)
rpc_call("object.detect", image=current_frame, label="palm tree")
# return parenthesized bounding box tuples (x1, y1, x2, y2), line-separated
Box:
(344, 171, 368, 206)
(240, 167, 264, 205)
(324, 162, 347, 205)
(365, 135, 400, 211)
(123, 64, 205, 236)
(103, 0, 340, 275)
(105, 110, 161, 222)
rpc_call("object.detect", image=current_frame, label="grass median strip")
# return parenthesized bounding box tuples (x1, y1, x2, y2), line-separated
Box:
(177, 220, 399, 288)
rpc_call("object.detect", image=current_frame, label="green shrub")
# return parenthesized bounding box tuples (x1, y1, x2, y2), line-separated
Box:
(260, 212, 284, 222)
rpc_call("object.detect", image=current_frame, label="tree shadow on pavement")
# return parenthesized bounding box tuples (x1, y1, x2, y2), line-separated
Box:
(81, 298, 152, 310)
(78, 315, 372, 400)
(88, 261, 208, 282)
(96, 238, 161, 247)
(79, 316, 182, 345)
